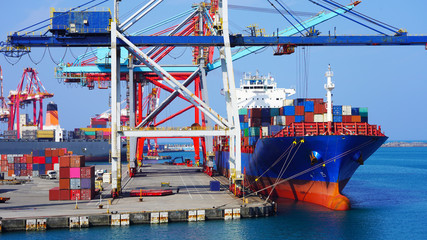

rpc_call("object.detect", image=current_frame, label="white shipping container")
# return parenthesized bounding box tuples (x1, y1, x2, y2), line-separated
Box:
(314, 114, 324, 123)
(342, 105, 352, 115)
(261, 127, 269, 137)
(284, 99, 294, 106)
(275, 116, 286, 125)
(54, 163, 60, 171)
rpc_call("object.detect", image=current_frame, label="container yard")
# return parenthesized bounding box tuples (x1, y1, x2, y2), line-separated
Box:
(0, 151, 274, 232)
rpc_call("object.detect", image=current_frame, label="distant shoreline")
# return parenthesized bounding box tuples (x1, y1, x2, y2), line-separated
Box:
(382, 142, 427, 147)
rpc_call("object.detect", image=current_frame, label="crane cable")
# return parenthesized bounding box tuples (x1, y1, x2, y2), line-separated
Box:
(28, 48, 47, 65)
(266, 0, 306, 36)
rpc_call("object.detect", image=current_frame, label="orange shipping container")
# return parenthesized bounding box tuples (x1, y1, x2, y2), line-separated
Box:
(8, 169, 14, 177)
(59, 179, 70, 190)
(351, 115, 361, 122)
(60, 156, 70, 168)
(45, 148, 52, 157)
(52, 149, 59, 157)
(25, 155, 33, 164)
(70, 155, 85, 168)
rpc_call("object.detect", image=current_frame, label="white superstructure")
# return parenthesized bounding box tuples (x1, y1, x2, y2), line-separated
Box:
(236, 72, 295, 109)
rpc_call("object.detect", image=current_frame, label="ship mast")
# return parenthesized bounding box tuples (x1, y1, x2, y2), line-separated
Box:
(325, 65, 334, 134)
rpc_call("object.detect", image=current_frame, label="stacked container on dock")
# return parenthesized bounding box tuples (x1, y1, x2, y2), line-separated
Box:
(51, 154, 95, 201)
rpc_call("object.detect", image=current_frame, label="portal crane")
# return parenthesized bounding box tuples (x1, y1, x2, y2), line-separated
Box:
(7, 68, 53, 138)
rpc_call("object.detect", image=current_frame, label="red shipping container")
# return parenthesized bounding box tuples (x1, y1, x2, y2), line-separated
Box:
(295, 106, 305, 116)
(60, 167, 70, 179)
(279, 107, 284, 116)
(314, 104, 326, 114)
(80, 189, 94, 200)
(80, 166, 95, 178)
(45, 163, 53, 171)
(59, 179, 70, 190)
(45, 148, 52, 157)
(70, 190, 81, 200)
(27, 163, 33, 170)
(1, 154, 6, 161)
(21, 169, 27, 176)
(20, 157, 26, 163)
(60, 190, 70, 200)
(1, 166, 7, 172)
(8, 163, 14, 170)
(243, 115, 249, 123)
(304, 112, 314, 122)
(70, 167, 81, 178)
(70, 155, 85, 168)
(342, 115, 352, 123)
(39, 157, 46, 164)
(60, 155, 70, 168)
(306, 98, 324, 104)
(286, 116, 295, 125)
(49, 187, 60, 201)
(52, 157, 59, 164)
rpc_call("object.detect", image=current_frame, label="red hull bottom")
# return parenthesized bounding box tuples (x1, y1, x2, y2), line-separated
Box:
(251, 178, 350, 211)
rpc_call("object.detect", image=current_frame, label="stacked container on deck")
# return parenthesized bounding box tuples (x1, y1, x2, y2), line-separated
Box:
(238, 98, 369, 147)
(50, 155, 95, 201)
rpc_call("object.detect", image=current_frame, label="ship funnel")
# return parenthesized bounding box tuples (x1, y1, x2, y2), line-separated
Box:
(46, 102, 59, 126)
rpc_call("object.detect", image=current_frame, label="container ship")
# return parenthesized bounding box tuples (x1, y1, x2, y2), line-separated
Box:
(0, 102, 127, 162)
(214, 66, 387, 210)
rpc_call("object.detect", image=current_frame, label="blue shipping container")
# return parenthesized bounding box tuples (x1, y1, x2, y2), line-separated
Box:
(333, 106, 343, 116)
(268, 125, 284, 136)
(361, 117, 368, 123)
(261, 108, 270, 117)
(33, 163, 39, 171)
(333, 116, 343, 122)
(295, 116, 305, 123)
(294, 98, 306, 106)
(304, 101, 314, 112)
(239, 115, 245, 122)
(240, 122, 249, 129)
(351, 107, 360, 115)
(45, 157, 52, 164)
(249, 136, 260, 145)
(283, 106, 295, 116)
(210, 181, 221, 191)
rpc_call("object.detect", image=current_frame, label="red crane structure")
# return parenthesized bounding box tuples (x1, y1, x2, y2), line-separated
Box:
(7, 68, 53, 138)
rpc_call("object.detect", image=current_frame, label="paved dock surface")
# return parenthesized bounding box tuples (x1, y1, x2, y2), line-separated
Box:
(0, 163, 266, 219)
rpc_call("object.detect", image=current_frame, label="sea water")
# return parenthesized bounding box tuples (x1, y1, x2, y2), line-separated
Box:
(2, 147, 427, 239)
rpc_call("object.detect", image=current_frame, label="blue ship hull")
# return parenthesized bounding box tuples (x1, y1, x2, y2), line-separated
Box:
(215, 135, 387, 210)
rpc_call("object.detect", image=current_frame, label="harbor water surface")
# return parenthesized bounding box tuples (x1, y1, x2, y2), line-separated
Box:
(2, 147, 427, 239)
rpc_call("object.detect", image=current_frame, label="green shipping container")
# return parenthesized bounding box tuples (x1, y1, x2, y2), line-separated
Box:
(84, 131, 96, 136)
(238, 108, 248, 115)
(249, 127, 260, 137)
(359, 107, 368, 117)
(244, 128, 249, 137)
(270, 108, 280, 117)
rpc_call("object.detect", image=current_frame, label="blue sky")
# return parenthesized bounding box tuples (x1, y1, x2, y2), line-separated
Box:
(0, 0, 426, 141)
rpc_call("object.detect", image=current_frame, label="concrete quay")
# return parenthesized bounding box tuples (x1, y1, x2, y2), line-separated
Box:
(0, 163, 275, 232)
